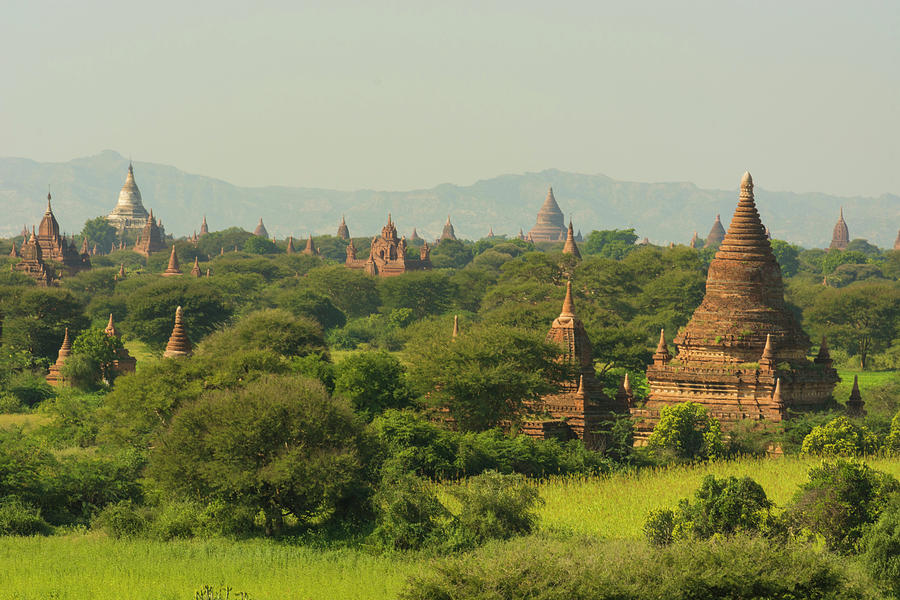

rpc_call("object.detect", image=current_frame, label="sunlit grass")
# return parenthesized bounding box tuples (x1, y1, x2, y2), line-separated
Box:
(834, 368, 897, 404)
(125, 340, 159, 366)
(0, 412, 50, 431)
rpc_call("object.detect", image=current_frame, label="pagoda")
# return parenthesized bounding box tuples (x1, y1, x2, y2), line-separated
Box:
(162, 245, 182, 276)
(36, 193, 91, 274)
(637, 172, 838, 443)
(253, 218, 269, 238)
(337, 216, 350, 240)
(561, 221, 581, 259)
(829, 208, 850, 250)
(46, 328, 72, 386)
(345, 215, 431, 277)
(14, 228, 53, 286)
(705, 214, 726, 247)
(163, 306, 192, 358)
(528, 187, 567, 242)
(107, 163, 151, 231)
(286, 236, 295, 254)
(522, 281, 628, 448)
(440, 216, 457, 241)
(134, 211, 166, 256)
(105, 314, 136, 375)
(199, 216, 209, 237)
(189, 257, 202, 277)
(303, 235, 317, 255)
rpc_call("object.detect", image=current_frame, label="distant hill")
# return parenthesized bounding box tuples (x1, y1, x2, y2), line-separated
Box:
(1, 150, 897, 248)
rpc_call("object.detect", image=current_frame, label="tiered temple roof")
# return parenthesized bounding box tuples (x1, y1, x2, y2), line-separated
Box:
(163, 306, 192, 358)
(190, 257, 202, 277)
(107, 163, 150, 231)
(105, 314, 136, 375)
(199, 216, 209, 237)
(561, 221, 581, 259)
(829, 208, 850, 250)
(337, 216, 350, 240)
(253, 218, 269, 238)
(705, 214, 726, 247)
(528, 187, 567, 242)
(36, 193, 91, 274)
(46, 328, 72, 386)
(440, 216, 457, 241)
(637, 172, 838, 442)
(346, 215, 432, 277)
(303, 235, 317, 255)
(14, 228, 53, 286)
(134, 211, 166, 256)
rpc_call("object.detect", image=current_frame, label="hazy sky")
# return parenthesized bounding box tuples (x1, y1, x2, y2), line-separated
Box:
(2, 1, 898, 196)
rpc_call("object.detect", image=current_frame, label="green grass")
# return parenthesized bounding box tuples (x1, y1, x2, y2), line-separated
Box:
(834, 368, 896, 403)
(2, 456, 899, 599)
(0, 413, 49, 431)
(126, 340, 159, 365)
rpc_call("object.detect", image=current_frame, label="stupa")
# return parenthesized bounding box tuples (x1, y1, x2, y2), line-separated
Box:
(162, 245, 182, 276)
(163, 306, 192, 358)
(199, 216, 209, 237)
(829, 208, 850, 250)
(46, 328, 72, 386)
(286, 236, 295, 254)
(346, 215, 431, 277)
(561, 221, 581, 259)
(337, 216, 350, 240)
(107, 163, 151, 231)
(528, 187, 567, 242)
(440, 216, 457, 241)
(105, 314, 136, 375)
(522, 281, 628, 448)
(190, 257, 202, 277)
(705, 214, 726, 247)
(637, 172, 838, 443)
(134, 211, 166, 256)
(894, 230, 900, 250)
(253, 218, 269, 238)
(303, 235, 317, 255)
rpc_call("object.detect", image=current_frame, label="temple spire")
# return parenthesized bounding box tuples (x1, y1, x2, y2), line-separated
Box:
(452, 315, 459, 338)
(163, 306, 192, 358)
(560, 280, 575, 317)
(771, 378, 785, 409)
(562, 220, 581, 259)
(847, 375, 865, 416)
(105, 313, 119, 337)
(653, 329, 670, 366)
(162, 245, 182, 276)
(760, 334, 776, 371)
(190, 257, 201, 277)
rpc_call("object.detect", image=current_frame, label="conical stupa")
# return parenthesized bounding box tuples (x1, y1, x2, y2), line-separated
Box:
(108, 163, 151, 230)
(46, 328, 72, 386)
(562, 220, 581, 259)
(440, 216, 456, 241)
(829, 208, 850, 250)
(337, 216, 350, 240)
(190, 257, 201, 277)
(705, 214, 726, 247)
(162, 245, 182, 276)
(253, 218, 269, 238)
(528, 187, 567, 242)
(163, 306, 192, 358)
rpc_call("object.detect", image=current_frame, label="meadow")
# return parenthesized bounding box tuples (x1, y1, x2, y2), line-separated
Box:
(3, 455, 898, 600)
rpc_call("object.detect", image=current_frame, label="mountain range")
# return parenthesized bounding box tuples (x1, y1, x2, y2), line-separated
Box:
(1, 150, 897, 248)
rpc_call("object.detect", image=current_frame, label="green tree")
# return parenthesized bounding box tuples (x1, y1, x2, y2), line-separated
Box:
(647, 402, 726, 461)
(80, 216, 118, 253)
(198, 309, 326, 359)
(823, 249, 870, 275)
(149, 375, 375, 535)
(61, 328, 124, 388)
(333, 350, 411, 419)
(862, 499, 900, 597)
(301, 266, 379, 318)
(378, 271, 457, 320)
(769, 239, 802, 277)
(430, 239, 474, 269)
(270, 288, 346, 330)
(243, 236, 279, 255)
(800, 416, 879, 457)
(0, 288, 87, 360)
(409, 325, 567, 431)
(806, 281, 900, 369)
(582, 229, 639, 259)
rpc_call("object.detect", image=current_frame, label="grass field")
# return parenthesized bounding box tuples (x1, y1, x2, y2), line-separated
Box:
(0, 413, 49, 431)
(2, 456, 898, 600)
(834, 368, 897, 405)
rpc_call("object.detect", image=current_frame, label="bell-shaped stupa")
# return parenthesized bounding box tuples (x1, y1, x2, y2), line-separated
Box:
(108, 163, 151, 231)
(528, 187, 567, 242)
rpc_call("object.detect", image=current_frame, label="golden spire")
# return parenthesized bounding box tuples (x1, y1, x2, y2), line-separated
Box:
(560, 280, 575, 317)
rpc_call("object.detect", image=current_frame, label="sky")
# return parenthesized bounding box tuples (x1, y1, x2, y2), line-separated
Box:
(1, 0, 899, 197)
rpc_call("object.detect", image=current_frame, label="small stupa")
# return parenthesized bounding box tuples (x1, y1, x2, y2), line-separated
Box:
(253, 218, 269, 238)
(337, 216, 350, 240)
(705, 214, 726, 247)
(303, 234, 317, 255)
(162, 245, 182, 276)
(561, 220, 581, 259)
(199, 216, 209, 237)
(46, 328, 72, 386)
(190, 257, 202, 277)
(163, 306, 192, 358)
(440, 216, 457, 241)
(846, 375, 865, 416)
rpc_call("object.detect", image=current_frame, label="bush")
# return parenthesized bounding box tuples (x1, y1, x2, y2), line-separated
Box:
(643, 475, 773, 545)
(647, 402, 726, 462)
(861, 499, 900, 597)
(370, 473, 449, 551)
(446, 471, 542, 549)
(400, 535, 878, 600)
(787, 459, 900, 554)
(0, 497, 50, 535)
(885, 411, 900, 455)
(92, 499, 148, 538)
(800, 416, 879, 457)
(333, 351, 411, 419)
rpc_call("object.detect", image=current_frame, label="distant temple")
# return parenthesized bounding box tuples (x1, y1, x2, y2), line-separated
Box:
(37, 193, 91, 274)
(561, 221, 581, 259)
(337, 216, 350, 240)
(522, 281, 628, 449)
(199, 216, 209, 237)
(134, 211, 166, 256)
(440, 216, 457, 241)
(46, 328, 72, 386)
(410, 228, 422, 242)
(107, 163, 151, 231)
(105, 314, 136, 376)
(303, 234, 317, 255)
(528, 187, 567, 242)
(345, 215, 431, 277)
(163, 306, 192, 358)
(636, 172, 838, 443)
(705, 214, 726, 247)
(829, 208, 850, 250)
(253, 218, 269, 238)
(162, 245, 182, 276)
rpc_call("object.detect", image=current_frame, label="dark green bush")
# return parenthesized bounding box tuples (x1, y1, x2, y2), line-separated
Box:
(646, 402, 726, 462)
(92, 499, 148, 538)
(334, 351, 411, 419)
(0, 497, 50, 536)
(370, 473, 449, 551)
(861, 499, 900, 597)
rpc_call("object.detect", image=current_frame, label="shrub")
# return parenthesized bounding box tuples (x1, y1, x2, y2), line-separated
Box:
(787, 459, 900, 554)
(643, 475, 773, 545)
(800, 416, 879, 457)
(885, 411, 900, 455)
(446, 471, 542, 549)
(333, 351, 411, 419)
(647, 402, 726, 462)
(92, 499, 147, 538)
(861, 499, 900, 597)
(0, 497, 50, 535)
(370, 473, 449, 551)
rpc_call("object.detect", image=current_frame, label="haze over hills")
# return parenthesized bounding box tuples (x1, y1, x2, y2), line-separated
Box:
(0, 150, 897, 248)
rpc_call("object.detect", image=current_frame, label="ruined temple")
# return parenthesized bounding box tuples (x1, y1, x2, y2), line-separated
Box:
(134, 211, 166, 256)
(36, 193, 91, 274)
(636, 172, 838, 443)
(528, 187, 567, 242)
(522, 281, 629, 449)
(345, 215, 431, 277)
(830, 208, 850, 250)
(705, 214, 726, 247)
(14, 228, 53, 286)
(253, 218, 269, 238)
(199, 216, 209, 237)
(440, 216, 457, 241)
(163, 306, 192, 358)
(337, 216, 350, 240)
(561, 221, 581, 259)
(107, 163, 151, 231)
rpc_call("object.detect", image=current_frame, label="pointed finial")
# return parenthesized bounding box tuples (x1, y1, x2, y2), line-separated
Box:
(623, 372, 632, 395)
(847, 374, 865, 416)
(560, 280, 575, 317)
(105, 313, 119, 337)
(452, 315, 459, 338)
(772, 378, 784, 407)
(576, 374, 586, 397)
(741, 171, 753, 189)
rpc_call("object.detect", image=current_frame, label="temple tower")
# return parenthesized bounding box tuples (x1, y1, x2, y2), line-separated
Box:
(163, 306, 192, 358)
(134, 211, 166, 256)
(199, 216, 209, 237)
(107, 163, 150, 231)
(253, 218, 269, 238)
(830, 208, 850, 250)
(190, 257, 202, 277)
(638, 172, 838, 442)
(14, 228, 53, 286)
(162, 245, 182, 276)
(528, 187, 567, 242)
(337, 216, 350, 240)
(46, 328, 72, 386)
(893, 229, 900, 251)
(303, 235, 317, 255)
(441, 216, 457, 241)
(562, 220, 582, 259)
(705, 214, 726, 247)
(346, 215, 431, 277)
(286, 236, 295, 254)
(36, 193, 90, 273)
(105, 314, 136, 375)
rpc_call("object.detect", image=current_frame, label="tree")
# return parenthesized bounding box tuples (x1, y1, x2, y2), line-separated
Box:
(806, 281, 900, 369)
(243, 236, 279, 255)
(823, 250, 869, 275)
(198, 309, 326, 359)
(862, 499, 900, 597)
(409, 325, 568, 431)
(61, 328, 124, 388)
(378, 271, 457, 320)
(301, 266, 379, 318)
(270, 288, 346, 330)
(80, 217, 118, 253)
(582, 229, 638, 259)
(800, 416, 879, 457)
(430, 239, 474, 269)
(149, 375, 375, 535)
(646, 402, 726, 461)
(769, 239, 801, 277)
(787, 459, 900, 554)
(0, 288, 87, 360)
(333, 350, 411, 419)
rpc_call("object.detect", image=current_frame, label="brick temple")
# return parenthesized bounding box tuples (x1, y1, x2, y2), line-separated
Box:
(829, 208, 850, 250)
(345, 215, 431, 277)
(528, 187, 567, 242)
(634, 172, 838, 443)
